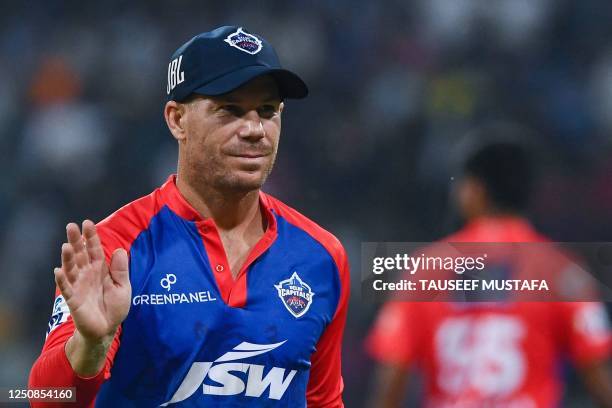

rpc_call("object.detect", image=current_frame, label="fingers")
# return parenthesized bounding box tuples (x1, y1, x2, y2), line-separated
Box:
(66, 222, 83, 249)
(66, 223, 89, 268)
(61, 243, 78, 283)
(54, 267, 73, 300)
(109, 248, 130, 286)
(82, 220, 105, 263)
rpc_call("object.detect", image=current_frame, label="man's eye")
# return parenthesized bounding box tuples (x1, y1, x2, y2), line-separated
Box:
(258, 105, 278, 118)
(220, 105, 242, 116)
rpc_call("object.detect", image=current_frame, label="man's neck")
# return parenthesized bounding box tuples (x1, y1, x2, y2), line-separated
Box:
(466, 209, 523, 223)
(175, 175, 263, 231)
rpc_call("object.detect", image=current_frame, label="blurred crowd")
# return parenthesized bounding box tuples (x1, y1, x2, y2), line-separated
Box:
(1, 0, 612, 406)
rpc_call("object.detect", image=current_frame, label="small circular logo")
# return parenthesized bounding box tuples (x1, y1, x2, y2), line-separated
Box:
(160, 273, 177, 291)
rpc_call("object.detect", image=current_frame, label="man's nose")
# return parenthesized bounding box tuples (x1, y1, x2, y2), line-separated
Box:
(237, 110, 265, 140)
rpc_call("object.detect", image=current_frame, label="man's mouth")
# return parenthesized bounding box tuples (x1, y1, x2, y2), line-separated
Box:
(231, 153, 266, 158)
(227, 151, 270, 159)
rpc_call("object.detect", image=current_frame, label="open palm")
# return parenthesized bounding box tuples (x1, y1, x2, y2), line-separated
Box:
(54, 220, 131, 342)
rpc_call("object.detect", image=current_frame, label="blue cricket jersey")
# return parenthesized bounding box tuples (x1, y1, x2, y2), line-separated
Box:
(32, 175, 349, 408)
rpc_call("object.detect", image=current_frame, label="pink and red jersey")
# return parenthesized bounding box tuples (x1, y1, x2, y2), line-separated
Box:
(367, 217, 610, 407)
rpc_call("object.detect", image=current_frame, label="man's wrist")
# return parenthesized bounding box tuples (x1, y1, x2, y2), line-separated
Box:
(65, 329, 116, 378)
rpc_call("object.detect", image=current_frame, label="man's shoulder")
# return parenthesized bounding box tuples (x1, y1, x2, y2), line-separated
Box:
(444, 216, 548, 242)
(95, 186, 164, 254)
(262, 192, 347, 266)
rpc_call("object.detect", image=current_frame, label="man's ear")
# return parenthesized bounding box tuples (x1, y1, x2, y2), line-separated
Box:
(456, 176, 488, 220)
(279, 101, 285, 114)
(164, 101, 188, 142)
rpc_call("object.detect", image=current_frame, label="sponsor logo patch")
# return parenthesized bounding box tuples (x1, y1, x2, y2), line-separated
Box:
(162, 340, 296, 405)
(161, 273, 177, 291)
(133, 272, 217, 307)
(46, 294, 70, 337)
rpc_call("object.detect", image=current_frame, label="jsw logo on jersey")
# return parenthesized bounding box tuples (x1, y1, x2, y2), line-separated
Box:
(161, 340, 297, 406)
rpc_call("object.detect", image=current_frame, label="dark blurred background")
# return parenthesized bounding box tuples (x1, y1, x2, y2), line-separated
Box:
(1, 0, 611, 406)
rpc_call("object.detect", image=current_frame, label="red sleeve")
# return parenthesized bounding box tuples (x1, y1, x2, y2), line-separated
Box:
(306, 246, 350, 408)
(28, 221, 131, 407)
(28, 312, 121, 408)
(558, 302, 611, 366)
(365, 301, 423, 367)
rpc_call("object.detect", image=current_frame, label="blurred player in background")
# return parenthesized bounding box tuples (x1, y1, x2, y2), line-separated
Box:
(28, 26, 349, 407)
(366, 125, 612, 407)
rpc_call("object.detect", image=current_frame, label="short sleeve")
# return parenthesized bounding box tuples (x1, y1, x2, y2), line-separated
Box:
(365, 301, 423, 367)
(560, 302, 611, 366)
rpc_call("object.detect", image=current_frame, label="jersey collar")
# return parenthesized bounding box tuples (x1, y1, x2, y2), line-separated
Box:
(158, 174, 277, 233)
(459, 215, 542, 242)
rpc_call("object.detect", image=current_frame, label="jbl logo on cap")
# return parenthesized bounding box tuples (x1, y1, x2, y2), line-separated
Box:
(167, 55, 185, 95)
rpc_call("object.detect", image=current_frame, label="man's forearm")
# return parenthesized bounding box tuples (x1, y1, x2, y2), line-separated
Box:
(29, 320, 118, 408)
(581, 360, 612, 408)
(65, 330, 116, 378)
(367, 364, 410, 408)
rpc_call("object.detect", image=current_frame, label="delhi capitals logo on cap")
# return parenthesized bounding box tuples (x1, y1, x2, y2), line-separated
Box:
(275, 272, 315, 318)
(224, 27, 263, 55)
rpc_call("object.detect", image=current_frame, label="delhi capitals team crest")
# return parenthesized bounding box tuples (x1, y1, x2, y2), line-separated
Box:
(224, 27, 263, 55)
(275, 272, 315, 318)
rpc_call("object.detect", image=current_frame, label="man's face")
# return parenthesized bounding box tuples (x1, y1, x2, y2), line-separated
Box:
(180, 76, 284, 194)
(455, 175, 488, 220)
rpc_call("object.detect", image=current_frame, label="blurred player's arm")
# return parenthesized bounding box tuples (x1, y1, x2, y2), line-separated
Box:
(579, 360, 612, 408)
(29, 221, 131, 407)
(561, 302, 612, 408)
(365, 301, 422, 408)
(306, 245, 350, 408)
(366, 363, 410, 408)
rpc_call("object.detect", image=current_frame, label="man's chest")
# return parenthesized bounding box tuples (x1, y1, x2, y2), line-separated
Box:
(103, 214, 340, 405)
(125, 243, 329, 363)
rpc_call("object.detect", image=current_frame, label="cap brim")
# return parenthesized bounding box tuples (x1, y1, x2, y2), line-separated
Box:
(191, 65, 308, 99)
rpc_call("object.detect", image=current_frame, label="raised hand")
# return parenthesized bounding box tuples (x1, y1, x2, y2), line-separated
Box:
(54, 220, 131, 375)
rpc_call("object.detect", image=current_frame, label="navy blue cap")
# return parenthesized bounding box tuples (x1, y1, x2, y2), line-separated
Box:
(166, 26, 308, 101)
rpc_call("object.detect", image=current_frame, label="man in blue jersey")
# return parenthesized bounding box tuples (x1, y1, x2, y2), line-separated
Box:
(30, 26, 350, 407)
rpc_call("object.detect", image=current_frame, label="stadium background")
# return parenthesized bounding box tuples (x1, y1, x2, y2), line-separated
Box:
(1, 0, 611, 406)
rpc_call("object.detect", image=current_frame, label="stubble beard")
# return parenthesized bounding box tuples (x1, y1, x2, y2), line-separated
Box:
(200, 151, 277, 195)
